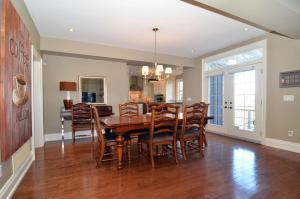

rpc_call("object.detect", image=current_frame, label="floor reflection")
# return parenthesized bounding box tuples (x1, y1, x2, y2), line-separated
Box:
(61, 141, 65, 157)
(232, 148, 257, 195)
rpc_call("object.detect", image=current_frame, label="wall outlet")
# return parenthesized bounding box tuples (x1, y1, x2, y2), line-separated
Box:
(288, 130, 294, 137)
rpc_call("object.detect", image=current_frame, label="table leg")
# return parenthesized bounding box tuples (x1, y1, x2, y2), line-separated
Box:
(61, 116, 65, 140)
(116, 135, 125, 169)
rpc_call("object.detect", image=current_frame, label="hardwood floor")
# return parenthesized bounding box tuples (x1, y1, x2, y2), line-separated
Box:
(13, 133, 300, 199)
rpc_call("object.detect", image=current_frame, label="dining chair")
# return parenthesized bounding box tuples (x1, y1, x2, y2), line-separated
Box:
(119, 102, 139, 117)
(147, 102, 161, 113)
(119, 102, 148, 153)
(71, 103, 94, 143)
(178, 102, 208, 160)
(140, 104, 179, 167)
(92, 106, 131, 168)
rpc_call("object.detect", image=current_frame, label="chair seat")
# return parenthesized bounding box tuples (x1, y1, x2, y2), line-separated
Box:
(104, 132, 131, 142)
(140, 133, 173, 143)
(177, 127, 199, 139)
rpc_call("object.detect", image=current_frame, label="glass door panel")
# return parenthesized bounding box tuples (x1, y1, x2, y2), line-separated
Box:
(208, 75, 224, 125)
(233, 70, 256, 131)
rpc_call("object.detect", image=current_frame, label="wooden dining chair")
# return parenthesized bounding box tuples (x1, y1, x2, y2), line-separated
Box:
(147, 102, 161, 113)
(178, 102, 208, 160)
(92, 106, 131, 168)
(71, 103, 94, 143)
(119, 102, 148, 152)
(119, 102, 139, 117)
(140, 104, 179, 167)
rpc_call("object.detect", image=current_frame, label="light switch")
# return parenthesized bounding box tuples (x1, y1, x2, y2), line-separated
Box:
(187, 97, 192, 102)
(283, 95, 295, 102)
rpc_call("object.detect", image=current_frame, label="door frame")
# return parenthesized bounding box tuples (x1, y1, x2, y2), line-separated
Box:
(201, 40, 267, 143)
(32, 46, 44, 148)
(226, 64, 262, 142)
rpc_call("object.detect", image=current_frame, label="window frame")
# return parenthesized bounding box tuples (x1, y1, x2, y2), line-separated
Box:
(78, 76, 107, 104)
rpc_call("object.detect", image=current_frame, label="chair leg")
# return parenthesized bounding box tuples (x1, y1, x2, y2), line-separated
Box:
(198, 134, 204, 157)
(91, 125, 94, 142)
(203, 131, 207, 147)
(138, 138, 142, 154)
(180, 140, 187, 160)
(127, 140, 131, 162)
(173, 141, 178, 164)
(96, 142, 105, 168)
(72, 128, 75, 144)
(149, 144, 155, 168)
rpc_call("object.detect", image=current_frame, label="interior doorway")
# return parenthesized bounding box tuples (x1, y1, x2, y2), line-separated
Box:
(32, 46, 44, 148)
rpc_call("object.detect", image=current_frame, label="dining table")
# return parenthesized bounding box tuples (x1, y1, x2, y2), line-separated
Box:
(100, 113, 214, 169)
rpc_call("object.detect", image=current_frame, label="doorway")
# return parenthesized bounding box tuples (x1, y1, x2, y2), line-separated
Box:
(32, 46, 44, 148)
(203, 41, 266, 143)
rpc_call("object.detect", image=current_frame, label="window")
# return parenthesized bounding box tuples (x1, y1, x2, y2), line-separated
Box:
(205, 48, 263, 72)
(233, 70, 256, 131)
(208, 75, 224, 125)
(176, 79, 183, 102)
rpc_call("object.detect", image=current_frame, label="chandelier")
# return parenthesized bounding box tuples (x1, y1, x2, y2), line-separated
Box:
(142, 28, 172, 83)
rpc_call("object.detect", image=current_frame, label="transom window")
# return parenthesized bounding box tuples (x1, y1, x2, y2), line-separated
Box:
(204, 48, 263, 72)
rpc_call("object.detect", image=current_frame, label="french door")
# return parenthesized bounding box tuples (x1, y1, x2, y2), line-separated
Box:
(206, 64, 262, 142)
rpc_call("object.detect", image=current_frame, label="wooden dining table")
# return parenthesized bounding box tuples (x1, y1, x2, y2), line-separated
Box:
(100, 113, 213, 169)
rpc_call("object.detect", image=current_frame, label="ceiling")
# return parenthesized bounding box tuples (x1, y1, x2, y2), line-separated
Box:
(185, 0, 300, 39)
(24, 0, 266, 58)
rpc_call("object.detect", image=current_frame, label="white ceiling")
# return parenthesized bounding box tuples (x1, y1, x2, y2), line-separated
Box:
(24, 0, 266, 58)
(189, 0, 300, 39)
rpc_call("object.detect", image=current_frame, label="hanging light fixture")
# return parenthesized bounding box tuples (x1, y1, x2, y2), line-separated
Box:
(142, 28, 172, 83)
(142, 65, 149, 76)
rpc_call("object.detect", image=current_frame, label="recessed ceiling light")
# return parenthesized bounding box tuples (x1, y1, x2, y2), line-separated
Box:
(69, 28, 74, 32)
(244, 27, 249, 31)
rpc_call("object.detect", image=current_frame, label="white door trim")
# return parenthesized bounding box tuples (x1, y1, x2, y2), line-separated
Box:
(32, 46, 45, 148)
(202, 39, 267, 144)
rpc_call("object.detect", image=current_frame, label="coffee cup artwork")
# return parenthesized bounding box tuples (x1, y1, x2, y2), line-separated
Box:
(12, 74, 28, 106)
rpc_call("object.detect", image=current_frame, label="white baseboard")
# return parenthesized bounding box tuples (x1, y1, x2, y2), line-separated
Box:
(45, 130, 95, 142)
(208, 131, 300, 154)
(0, 153, 34, 199)
(207, 130, 262, 144)
(263, 138, 300, 154)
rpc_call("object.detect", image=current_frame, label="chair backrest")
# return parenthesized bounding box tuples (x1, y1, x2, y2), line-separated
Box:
(119, 102, 139, 117)
(72, 103, 93, 127)
(91, 106, 105, 145)
(147, 102, 161, 113)
(180, 102, 208, 139)
(150, 104, 179, 141)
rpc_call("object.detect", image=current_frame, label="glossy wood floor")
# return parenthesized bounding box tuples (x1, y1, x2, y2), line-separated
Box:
(13, 133, 300, 199)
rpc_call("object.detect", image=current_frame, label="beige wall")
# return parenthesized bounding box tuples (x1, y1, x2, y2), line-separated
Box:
(43, 54, 130, 134)
(183, 33, 300, 144)
(183, 64, 202, 105)
(1, 0, 39, 192)
(266, 34, 300, 143)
